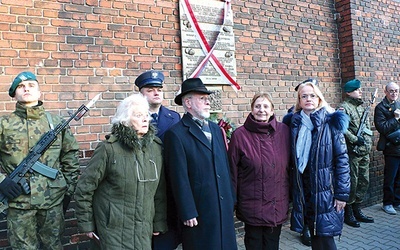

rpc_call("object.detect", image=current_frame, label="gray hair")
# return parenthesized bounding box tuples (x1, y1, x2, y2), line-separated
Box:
(111, 93, 149, 126)
(385, 82, 399, 91)
(181, 92, 194, 111)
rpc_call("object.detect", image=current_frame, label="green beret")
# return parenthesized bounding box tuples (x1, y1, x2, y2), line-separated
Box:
(343, 79, 361, 93)
(9, 71, 37, 97)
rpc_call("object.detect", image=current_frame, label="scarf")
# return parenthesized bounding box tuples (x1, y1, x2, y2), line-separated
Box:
(296, 110, 314, 174)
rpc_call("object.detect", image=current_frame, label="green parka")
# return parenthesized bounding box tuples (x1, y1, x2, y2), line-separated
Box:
(74, 124, 167, 250)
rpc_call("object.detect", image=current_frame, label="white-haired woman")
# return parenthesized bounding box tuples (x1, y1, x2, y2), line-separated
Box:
(289, 82, 350, 250)
(75, 93, 167, 249)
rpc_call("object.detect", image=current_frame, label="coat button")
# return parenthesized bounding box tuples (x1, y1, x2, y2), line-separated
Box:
(220, 196, 224, 200)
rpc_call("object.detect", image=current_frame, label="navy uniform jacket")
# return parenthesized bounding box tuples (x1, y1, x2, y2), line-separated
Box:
(164, 114, 237, 250)
(156, 105, 180, 142)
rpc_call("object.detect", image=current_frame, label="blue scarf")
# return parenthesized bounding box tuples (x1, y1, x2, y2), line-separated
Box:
(296, 110, 314, 174)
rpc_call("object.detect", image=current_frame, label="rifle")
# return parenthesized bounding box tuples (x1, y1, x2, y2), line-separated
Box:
(353, 88, 378, 154)
(0, 93, 101, 219)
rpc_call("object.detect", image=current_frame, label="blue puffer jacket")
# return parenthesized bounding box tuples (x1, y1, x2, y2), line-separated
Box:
(290, 107, 350, 237)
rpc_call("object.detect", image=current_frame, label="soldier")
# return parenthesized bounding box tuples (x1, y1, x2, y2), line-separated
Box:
(0, 71, 80, 249)
(338, 79, 374, 227)
(134, 70, 181, 250)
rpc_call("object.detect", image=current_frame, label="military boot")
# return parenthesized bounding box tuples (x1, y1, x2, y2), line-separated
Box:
(353, 203, 374, 223)
(344, 205, 360, 227)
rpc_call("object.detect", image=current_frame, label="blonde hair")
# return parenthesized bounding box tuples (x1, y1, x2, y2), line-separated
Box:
(295, 82, 329, 112)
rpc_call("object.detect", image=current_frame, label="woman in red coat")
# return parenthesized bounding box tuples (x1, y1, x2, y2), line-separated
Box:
(228, 93, 291, 250)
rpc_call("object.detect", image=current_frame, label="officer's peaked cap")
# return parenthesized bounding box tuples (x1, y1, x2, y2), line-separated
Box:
(135, 70, 164, 90)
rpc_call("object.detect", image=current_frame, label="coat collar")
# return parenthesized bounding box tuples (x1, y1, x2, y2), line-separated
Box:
(14, 101, 45, 120)
(345, 97, 364, 106)
(244, 113, 277, 134)
(381, 96, 400, 111)
(292, 107, 349, 133)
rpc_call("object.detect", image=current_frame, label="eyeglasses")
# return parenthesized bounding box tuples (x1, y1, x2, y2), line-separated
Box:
(132, 113, 150, 119)
(388, 89, 399, 94)
(136, 160, 158, 182)
(300, 94, 318, 100)
(189, 96, 210, 103)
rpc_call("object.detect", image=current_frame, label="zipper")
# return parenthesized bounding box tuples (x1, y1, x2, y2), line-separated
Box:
(294, 127, 306, 232)
(313, 125, 324, 236)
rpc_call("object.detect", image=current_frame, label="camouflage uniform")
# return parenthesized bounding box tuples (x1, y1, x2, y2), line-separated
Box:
(338, 97, 373, 205)
(0, 101, 80, 250)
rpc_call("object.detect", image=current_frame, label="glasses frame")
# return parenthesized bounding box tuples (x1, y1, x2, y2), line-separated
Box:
(300, 94, 318, 100)
(388, 89, 399, 94)
(136, 160, 158, 182)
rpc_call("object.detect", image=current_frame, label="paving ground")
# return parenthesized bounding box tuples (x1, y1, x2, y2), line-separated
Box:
(236, 203, 400, 250)
(176, 203, 399, 249)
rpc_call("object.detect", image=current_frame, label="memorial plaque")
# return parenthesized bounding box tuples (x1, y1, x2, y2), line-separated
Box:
(179, 0, 237, 85)
(208, 86, 223, 112)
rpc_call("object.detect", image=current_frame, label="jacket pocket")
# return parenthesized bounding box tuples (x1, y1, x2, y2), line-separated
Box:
(106, 202, 123, 229)
(47, 174, 67, 201)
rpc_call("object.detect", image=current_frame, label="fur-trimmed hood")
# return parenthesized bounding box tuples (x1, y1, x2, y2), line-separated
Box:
(325, 109, 350, 133)
(106, 123, 160, 153)
(291, 107, 350, 133)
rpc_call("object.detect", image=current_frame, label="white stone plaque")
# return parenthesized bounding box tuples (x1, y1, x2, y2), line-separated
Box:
(179, 0, 237, 85)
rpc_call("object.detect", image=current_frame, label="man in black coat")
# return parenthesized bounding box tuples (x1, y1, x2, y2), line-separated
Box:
(164, 78, 237, 250)
(374, 82, 400, 215)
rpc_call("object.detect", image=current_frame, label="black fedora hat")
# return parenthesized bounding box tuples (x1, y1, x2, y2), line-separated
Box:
(174, 78, 213, 105)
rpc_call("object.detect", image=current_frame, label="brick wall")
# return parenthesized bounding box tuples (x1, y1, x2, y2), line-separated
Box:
(0, 0, 399, 248)
(336, 0, 400, 206)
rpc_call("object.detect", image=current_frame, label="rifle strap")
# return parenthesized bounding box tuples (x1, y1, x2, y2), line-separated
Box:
(45, 112, 54, 130)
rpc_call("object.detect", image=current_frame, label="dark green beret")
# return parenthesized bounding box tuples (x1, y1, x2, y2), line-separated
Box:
(343, 79, 361, 93)
(9, 71, 37, 97)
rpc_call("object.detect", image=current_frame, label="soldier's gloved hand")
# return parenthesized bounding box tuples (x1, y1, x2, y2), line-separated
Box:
(63, 195, 71, 214)
(0, 177, 22, 199)
(355, 136, 365, 146)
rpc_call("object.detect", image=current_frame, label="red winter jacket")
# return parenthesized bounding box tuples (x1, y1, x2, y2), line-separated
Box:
(228, 114, 290, 227)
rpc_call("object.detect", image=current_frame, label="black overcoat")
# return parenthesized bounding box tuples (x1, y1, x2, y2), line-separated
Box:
(164, 114, 237, 250)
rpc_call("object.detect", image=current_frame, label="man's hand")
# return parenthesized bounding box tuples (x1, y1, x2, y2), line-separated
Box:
(334, 199, 346, 212)
(183, 218, 198, 227)
(0, 177, 22, 199)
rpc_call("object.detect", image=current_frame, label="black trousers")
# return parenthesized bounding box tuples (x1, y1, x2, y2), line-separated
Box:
(244, 223, 282, 250)
(383, 155, 400, 206)
(311, 235, 337, 250)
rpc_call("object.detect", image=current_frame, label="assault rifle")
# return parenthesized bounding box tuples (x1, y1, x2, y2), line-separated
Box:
(353, 89, 378, 154)
(0, 93, 101, 219)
